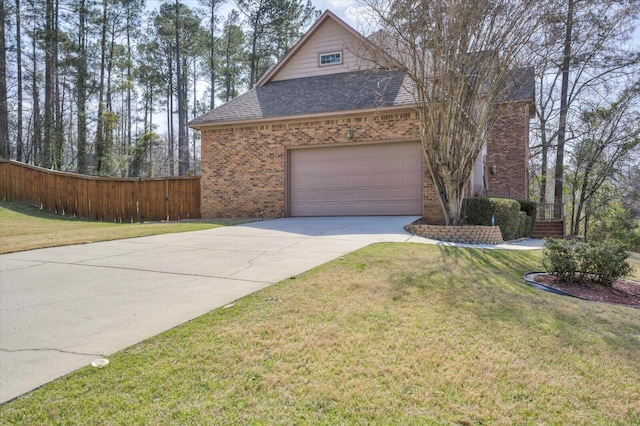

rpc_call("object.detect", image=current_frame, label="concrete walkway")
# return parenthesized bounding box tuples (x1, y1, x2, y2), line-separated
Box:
(0, 216, 542, 403)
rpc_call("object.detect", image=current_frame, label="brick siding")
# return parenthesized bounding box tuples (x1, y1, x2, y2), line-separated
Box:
(199, 105, 530, 221)
(485, 103, 531, 199)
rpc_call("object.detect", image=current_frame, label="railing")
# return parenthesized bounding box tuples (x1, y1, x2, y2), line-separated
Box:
(0, 159, 201, 222)
(537, 202, 565, 221)
(469, 186, 526, 201)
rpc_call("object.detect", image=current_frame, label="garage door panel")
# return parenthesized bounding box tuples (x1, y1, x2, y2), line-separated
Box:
(290, 142, 423, 216)
(404, 174, 422, 185)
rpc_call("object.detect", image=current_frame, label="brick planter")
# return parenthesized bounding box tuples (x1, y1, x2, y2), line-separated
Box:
(404, 223, 504, 245)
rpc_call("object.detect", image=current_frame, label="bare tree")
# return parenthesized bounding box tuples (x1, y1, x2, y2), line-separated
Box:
(200, 0, 223, 109)
(567, 81, 640, 238)
(357, 0, 544, 225)
(529, 0, 640, 205)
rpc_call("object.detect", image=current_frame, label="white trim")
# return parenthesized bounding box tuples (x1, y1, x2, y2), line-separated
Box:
(318, 51, 343, 66)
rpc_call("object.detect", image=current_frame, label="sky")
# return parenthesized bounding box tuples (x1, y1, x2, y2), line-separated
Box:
(154, 0, 640, 49)
(313, 0, 366, 28)
(314, 0, 640, 46)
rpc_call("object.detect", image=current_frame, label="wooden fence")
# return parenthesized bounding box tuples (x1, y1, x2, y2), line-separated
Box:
(0, 159, 200, 222)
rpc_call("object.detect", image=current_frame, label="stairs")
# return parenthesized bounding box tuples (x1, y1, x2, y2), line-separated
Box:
(532, 220, 564, 239)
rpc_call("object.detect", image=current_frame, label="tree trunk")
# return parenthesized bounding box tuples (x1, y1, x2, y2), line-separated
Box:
(32, 27, 41, 165)
(95, 0, 108, 174)
(52, 0, 64, 170)
(554, 0, 574, 210)
(225, 25, 232, 102)
(126, 10, 132, 175)
(249, 26, 259, 88)
(16, 0, 24, 162)
(193, 59, 198, 165)
(175, 0, 188, 176)
(104, 19, 116, 174)
(77, 0, 88, 173)
(0, 0, 9, 159)
(43, 0, 56, 167)
(167, 53, 174, 176)
(537, 113, 548, 204)
(209, 4, 216, 109)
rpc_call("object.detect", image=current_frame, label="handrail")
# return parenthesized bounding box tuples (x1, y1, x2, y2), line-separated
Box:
(537, 203, 565, 221)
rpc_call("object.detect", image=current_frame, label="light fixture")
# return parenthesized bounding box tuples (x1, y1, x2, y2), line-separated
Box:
(346, 129, 354, 141)
(490, 165, 497, 174)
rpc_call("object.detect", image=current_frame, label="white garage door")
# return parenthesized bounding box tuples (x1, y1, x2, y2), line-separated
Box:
(289, 142, 423, 216)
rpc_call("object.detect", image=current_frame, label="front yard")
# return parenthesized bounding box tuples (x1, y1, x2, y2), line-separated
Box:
(0, 201, 223, 254)
(1, 243, 638, 424)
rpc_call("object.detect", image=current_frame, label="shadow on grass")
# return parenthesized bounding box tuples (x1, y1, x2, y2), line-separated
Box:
(433, 244, 640, 356)
(0, 200, 97, 222)
(0, 200, 249, 226)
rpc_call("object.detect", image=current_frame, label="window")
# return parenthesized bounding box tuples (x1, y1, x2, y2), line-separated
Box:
(319, 51, 342, 66)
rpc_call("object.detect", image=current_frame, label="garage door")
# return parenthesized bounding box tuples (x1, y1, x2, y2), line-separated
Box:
(289, 142, 423, 216)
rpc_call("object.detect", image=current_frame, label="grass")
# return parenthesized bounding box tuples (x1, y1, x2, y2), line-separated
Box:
(1, 243, 639, 425)
(0, 200, 232, 254)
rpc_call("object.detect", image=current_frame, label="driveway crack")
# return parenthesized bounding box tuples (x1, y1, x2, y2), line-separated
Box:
(226, 250, 268, 279)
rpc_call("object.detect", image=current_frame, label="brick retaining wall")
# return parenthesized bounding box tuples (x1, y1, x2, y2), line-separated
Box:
(405, 224, 504, 244)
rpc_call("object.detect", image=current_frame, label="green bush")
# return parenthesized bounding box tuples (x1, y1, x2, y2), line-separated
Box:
(583, 241, 633, 286)
(516, 211, 528, 239)
(542, 238, 581, 283)
(524, 215, 533, 238)
(492, 198, 521, 241)
(463, 197, 524, 240)
(464, 197, 539, 240)
(542, 238, 631, 286)
(589, 204, 640, 252)
(462, 197, 493, 226)
(517, 199, 538, 236)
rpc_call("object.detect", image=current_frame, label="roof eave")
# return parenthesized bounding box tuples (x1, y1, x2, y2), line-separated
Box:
(188, 104, 418, 130)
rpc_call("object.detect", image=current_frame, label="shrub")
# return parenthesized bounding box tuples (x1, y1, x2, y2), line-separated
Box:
(583, 241, 632, 286)
(516, 211, 528, 239)
(492, 198, 521, 240)
(589, 204, 640, 252)
(543, 238, 581, 283)
(462, 197, 493, 226)
(517, 199, 538, 236)
(542, 238, 631, 286)
(524, 215, 533, 238)
(463, 197, 522, 240)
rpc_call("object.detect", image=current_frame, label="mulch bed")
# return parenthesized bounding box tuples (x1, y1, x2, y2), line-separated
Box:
(532, 274, 640, 308)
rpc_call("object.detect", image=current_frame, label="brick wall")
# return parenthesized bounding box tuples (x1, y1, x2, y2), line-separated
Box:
(485, 103, 531, 200)
(199, 104, 530, 220)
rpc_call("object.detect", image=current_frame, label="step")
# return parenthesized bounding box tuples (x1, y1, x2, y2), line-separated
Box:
(533, 220, 564, 239)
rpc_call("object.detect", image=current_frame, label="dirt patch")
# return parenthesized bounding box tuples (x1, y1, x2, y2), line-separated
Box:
(531, 273, 640, 308)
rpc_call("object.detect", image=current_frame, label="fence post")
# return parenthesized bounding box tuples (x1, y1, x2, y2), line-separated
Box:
(165, 178, 169, 221)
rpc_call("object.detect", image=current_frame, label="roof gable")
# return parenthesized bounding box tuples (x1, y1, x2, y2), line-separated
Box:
(256, 10, 375, 87)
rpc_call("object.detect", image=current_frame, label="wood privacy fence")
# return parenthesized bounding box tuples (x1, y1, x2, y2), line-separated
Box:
(0, 159, 200, 222)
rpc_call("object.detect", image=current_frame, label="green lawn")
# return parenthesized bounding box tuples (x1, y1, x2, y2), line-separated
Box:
(1, 243, 638, 424)
(0, 200, 229, 254)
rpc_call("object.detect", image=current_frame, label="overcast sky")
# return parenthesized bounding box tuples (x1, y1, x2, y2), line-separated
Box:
(153, 0, 639, 48)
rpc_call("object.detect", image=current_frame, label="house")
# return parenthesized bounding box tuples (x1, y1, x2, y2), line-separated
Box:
(188, 10, 534, 223)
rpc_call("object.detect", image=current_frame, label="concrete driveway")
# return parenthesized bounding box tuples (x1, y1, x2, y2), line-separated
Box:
(1, 216, 429, 403)
(0, 216, 543, 403)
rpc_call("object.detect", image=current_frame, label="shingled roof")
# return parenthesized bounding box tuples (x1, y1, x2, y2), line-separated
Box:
(188, 70, 414, 128)
(499, 67, 535, 106)
(188, 67, 535, 128)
